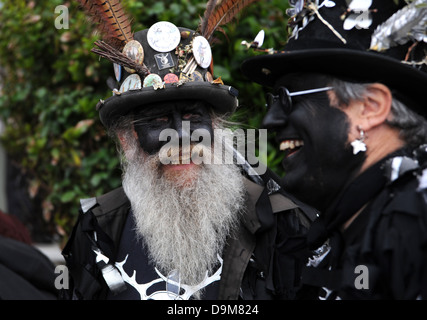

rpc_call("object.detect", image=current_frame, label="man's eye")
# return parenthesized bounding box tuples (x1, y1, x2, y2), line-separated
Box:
(183, 113, 200, 120)
(154, 116, 169, 122)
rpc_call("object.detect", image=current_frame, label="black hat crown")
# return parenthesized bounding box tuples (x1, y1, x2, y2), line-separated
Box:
(95, 22, 239, 128)
(77, 0, 260, 128)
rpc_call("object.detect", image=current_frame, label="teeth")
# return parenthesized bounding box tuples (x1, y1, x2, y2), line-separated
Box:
(280, 140, 304, 151)
(170, 156, 191, 164)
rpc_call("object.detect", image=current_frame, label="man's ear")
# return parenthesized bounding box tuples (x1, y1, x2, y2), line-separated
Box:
(117, 128, 138, 151)
(359, 83, 392, 131)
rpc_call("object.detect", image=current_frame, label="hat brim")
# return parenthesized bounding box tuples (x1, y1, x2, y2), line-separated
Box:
(99, 82, 238, 128)
(241, 48, 427, 116)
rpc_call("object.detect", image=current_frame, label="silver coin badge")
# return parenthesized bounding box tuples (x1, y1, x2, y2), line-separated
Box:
(120, 74, 142, 93)
(192, 36, 212, 69)
(147, 21, 181, 53)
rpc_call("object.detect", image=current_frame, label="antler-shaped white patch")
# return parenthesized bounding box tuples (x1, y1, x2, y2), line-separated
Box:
(115, 254, 223, 300)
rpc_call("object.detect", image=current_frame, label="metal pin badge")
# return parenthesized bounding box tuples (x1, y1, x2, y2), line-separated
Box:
(143, 73, 163, 88)
(147, 21, 181, 53)
(120, 74, 142, 93)
(154, 52, 175, 70)
(122, 40, 145, 73)
(191, 71, 203, 82)
(163, 73, 179, 84)
(192, 36, 212, 69)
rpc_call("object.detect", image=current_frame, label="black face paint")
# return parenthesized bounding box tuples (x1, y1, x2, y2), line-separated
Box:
(263, 74, 366, 212)
(132, 101, 214, 155)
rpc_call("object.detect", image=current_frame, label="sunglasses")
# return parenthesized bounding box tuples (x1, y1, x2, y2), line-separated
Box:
(266, 86, 334, 114)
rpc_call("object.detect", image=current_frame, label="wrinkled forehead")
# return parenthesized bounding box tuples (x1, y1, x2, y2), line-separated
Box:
(134, 100, 213, 117)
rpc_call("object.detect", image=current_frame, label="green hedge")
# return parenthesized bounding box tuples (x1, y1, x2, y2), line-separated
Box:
(0, 0, 289, 240)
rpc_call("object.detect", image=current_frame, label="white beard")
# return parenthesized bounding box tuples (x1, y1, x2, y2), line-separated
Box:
(121, 129, 246, 289)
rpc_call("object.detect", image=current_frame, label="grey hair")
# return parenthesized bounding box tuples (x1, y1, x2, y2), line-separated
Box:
(329, 78, 427, 147)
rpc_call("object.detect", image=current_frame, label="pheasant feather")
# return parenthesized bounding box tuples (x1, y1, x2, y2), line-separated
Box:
(76, 0, 133, 50)
(200, 0, 260, 43)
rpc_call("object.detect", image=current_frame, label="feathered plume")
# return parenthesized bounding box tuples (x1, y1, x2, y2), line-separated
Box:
(199, 0, 260, 43)
(76, 0, 133, 50)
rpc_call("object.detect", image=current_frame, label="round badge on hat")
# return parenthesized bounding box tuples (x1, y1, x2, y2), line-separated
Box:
(143, 73, 163, 88)
(192, 36, 212, 69)
(191, 71, 203, 82)
(163, 73, 179, 84)
(120, 74, 142, 93)
(122, 40, 145, 73)
(147, 21, 181, 53)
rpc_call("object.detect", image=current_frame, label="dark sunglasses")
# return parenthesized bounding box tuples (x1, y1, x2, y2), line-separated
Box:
(266, 86, 334, 113)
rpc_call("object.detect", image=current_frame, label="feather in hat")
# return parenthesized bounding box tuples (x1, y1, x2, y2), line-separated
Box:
(198, 0, 260, 44)
(76, 0, 133, 50)
(76, 0, 151, 78)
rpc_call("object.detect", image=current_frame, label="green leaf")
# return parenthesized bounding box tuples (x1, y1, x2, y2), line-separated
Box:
(60, 191, 76, 203)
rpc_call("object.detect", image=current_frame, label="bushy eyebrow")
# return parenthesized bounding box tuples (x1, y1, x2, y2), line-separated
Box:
(131, 100, 212, 125)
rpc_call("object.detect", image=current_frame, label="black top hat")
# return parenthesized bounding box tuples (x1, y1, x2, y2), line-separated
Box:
(77, 0, 257, 129)
(241, 0, 427, 116)
(96, 24, 238, 128)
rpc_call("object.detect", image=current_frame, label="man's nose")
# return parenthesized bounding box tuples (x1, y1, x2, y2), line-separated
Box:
(262, 102, 287, 129)
(172, 115, 191, 141)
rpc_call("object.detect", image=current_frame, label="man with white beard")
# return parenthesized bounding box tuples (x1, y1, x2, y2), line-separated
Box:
(61, 19, 317, 300)
(117, 101, 247, 296)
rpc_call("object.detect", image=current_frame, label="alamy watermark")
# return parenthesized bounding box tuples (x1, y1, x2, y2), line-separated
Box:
(54, 265, 69, 290)
(54, 5, 69, 30)
(54, 263, 370, 291)
(354, 264, 369, 290)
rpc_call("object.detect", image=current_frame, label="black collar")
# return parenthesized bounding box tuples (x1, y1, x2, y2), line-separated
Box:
(307, 148, 412, 250)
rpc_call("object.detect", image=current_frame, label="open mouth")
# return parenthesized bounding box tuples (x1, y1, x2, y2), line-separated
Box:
(279, 139, 304, 158)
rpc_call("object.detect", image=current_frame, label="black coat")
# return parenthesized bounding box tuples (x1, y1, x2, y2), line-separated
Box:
(61, 171, 317, 300)
(302, 146, 427, 299)
(0, 236, 58, 299)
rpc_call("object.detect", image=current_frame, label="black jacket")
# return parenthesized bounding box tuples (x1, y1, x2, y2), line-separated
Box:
(302, 146, 427, 299)
(0, 236, 58, 300)
(61, 171, 317, 300)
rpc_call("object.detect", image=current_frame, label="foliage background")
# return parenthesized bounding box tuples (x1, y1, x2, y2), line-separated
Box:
(0, 0, 289, 242)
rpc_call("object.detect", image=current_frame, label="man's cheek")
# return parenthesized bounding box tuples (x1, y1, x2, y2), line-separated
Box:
(135, 129, 166, 155)
(134, 122, 214, 156)
(191, 125, 214, 144)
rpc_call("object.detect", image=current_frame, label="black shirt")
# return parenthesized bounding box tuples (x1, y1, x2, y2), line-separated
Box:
(107, 212, 221, 300)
